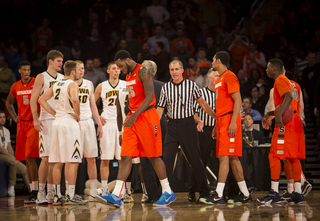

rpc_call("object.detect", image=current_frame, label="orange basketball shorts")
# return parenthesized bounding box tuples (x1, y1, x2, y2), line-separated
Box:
(216, 113, 242, 157)
(16, 120, 39, 161)
(121, 107, 162, 158)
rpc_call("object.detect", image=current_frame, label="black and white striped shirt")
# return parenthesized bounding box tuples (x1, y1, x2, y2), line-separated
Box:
(158, 79, 201, 119)
(194, 87, 216, 127)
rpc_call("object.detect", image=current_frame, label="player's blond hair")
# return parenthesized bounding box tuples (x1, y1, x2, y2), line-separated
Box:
(63, 60, 77, 76)
(142, 60, 157, 77)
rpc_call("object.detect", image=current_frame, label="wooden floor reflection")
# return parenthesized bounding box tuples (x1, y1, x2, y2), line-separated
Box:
(0, 191, 319, 220)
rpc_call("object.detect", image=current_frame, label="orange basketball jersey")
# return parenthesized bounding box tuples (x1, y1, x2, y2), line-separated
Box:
(126, 64, 156, 111)
(10, 78, 39, 120)
(214, 70, 240, 117)
(289, 80, 301, 114)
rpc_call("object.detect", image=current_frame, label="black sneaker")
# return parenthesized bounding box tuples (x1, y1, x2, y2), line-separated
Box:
(248, 186, 257, 195)
(199, 191, 224, 204)
(302, 181, 312, 197)
(287, 192, 306, 204)
(188, 192, 196, 202)
(257, 189, 281, 204)
(24, 190, 38, 204)
(280, 190, 292, 200)
(228, 192, 252, 204)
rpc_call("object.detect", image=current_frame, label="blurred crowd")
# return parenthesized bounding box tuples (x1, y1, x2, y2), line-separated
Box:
(1, 0, 320, 132)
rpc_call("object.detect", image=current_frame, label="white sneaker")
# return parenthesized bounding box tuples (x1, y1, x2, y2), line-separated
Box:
(141, 193, 148, 203)
(122, 193, 134, 203)
(89, 195, 98, 202)
(97, 187, 109, 196)
(65, 194, 88, 205)
(36, 191, 48, 205)
(8, 185, 15, 197)
(47, 192, 54, 204)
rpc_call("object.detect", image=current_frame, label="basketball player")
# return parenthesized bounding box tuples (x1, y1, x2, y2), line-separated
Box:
(96, 50, 175, 207)
(6, 60, 39, 203)
(258, 59, 305, 204)
(94, 61, 126, 195)
(200, 51, 252, 204)
(30, 50, 64, 204)
(38, 60, 87, 205)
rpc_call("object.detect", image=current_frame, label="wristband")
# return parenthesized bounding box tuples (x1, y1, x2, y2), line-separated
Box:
(119, 131, 123, 135)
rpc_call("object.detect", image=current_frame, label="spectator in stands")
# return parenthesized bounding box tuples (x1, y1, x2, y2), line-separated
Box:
(71, 39, 81, 60)
(137, 21, 154, 44)
(242, 113, 264, 148)
(83, 59, 106, 89)
(243, 41, 266, 79)
(196, 22, 213, 48)
(195, 64, 211, 88)
(147, 25, 170, 55)
(251, 86, 268, 117)
(196, 47, 211, 68)
(170, 28, 195, 56)
(6, 44, 23, 80)
(228, 35, 249, 74)
(121, 9, 138, 30)
(146, 0, 170, 25)
(72, 17, 87, 44)
(171, 40, 193, 69)
(237, 69, 252, 98)
(198, 0, 225, 29)
(93, 57, 104, 74)
(137, 42, 154, 64)
(0, 110, 30, 197)
(54, 39, 71, 61)
(154, 42, 169, 81)
(205, 36, 216, 62)
(0, 42, 10, 57)
(162, 21, 176, 41)
(0, 56, 14, 100)
(80, 28, 107, 67)
(124, 28, 141, 61)
(295, 47, 309, 83)
(242, 97, 262, 121)
(32, 18, 53, 53)
(232, 25, 250, 44)
(249, 69, 262, 87)
(246, 14, 268, 47)
(183, 56, 200, 82)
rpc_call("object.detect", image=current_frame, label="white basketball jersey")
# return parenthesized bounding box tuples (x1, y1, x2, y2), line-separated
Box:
(39, 71, 64, 120)
(79, 79, 92, 121)
(101, 80, 126, 120)
(52, 79, 75, 119)
(118, 88, 129, 121)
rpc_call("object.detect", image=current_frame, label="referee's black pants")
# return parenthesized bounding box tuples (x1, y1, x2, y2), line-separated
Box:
(190, 125, 219, 193)
(163, 117, 210, 197)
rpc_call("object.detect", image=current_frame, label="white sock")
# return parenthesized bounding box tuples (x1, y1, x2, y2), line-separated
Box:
(39, 183, 46, 193)
(294, 182, 302, 194)
(160, 178, 171, 194)
(101, 180, 109, 192)
(301, 174, 305, 186)
(47, 183, 53, 194)
(69, 185, 75, 198)
(56, 184, 61, 197)
(271, 181, 279, 193)
(216, 182, 225, 198)
(90, 179, 97, 196)
(287, 181, 294, 193)
(238, 181, 249, 197)
(141, 183, 147, 194)
(32, 181, 38, 191)
(112, 180, 125, 197)
(65, 180, 68, 195)
(125, 182, 132, 194)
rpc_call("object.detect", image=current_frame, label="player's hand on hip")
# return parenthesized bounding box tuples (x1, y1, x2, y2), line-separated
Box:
(99, 116, 106, 126)
(228, 122, 237, 137)
(97, 125, 103, 140)
(123, 115, 136, 127)
(212, 127, 217, 139)
(33, 119, 43, 132)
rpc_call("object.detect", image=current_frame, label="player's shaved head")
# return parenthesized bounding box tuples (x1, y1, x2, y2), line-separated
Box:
(268, 59, 283, 72)
(114, 50, 131, 61)
(214, 51, 230, 66)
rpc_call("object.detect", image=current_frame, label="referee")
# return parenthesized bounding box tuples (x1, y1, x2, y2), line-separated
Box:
(157, 60, 217, 202)
(189, 68, 220, 201)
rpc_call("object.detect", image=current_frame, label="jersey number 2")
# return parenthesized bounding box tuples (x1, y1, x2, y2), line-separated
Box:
(54, 89, 61, 100)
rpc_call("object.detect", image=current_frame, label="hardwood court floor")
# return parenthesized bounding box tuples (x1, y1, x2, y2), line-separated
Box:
(0, 191, 319, 220)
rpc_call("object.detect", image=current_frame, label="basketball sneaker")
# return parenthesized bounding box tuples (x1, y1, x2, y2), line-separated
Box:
(96, 192, 121, 207)
(199, 191, 224, 204)
(188, 192, 196, 202)
(24, 190, 38, 204)
(36, 191, 48, 205)
(141, 193, 149, 203)
(257, 189, 281, 204)
(287, 192, 306, 204)
(280, 190, 292, 200)
(302, 181, 312, 197)
(228, 192, 252, 204)
(122, 193, 134, 203)
(64, 194, 88, 205)
(153, 191, 176, 207)
(53, 195, 63, 206)
(47, 191, 54, 204)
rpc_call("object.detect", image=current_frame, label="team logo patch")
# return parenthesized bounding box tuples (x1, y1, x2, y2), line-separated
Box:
(71, 139, 81, 159)
(279, 126, 285, 133)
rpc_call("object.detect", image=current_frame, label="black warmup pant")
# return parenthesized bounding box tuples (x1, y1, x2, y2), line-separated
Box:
(163, 117, 209, 197)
